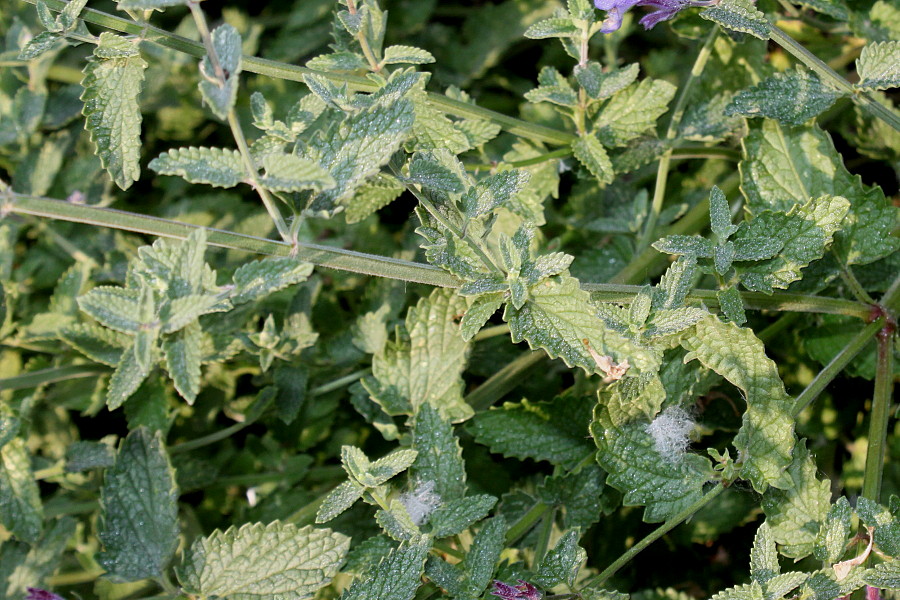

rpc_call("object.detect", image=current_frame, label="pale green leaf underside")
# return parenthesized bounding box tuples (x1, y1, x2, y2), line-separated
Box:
(178, 521, 350, 600)
(681, 316, 795, 491)
(856, 41, 900, 91)
(572, 135, 613, 187)
(149, 147, 245, 188)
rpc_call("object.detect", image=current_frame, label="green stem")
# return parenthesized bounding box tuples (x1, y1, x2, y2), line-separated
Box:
(466, 351, 546, 411)
(792, 318, 885, 416)
(433, 540, 466, 559)
(757, 312, 800, 343)
(346, 0, 382, 72)
(768, 24, 900, 132)
(0, 364, 108, 391)
(880, 271, 900, 313)
(472, 324, 510, 341)
(47, 569, 107, 586)
(835, 253, 875, 305)
(861, 321, 895, 502)
(637, 26, 719, 252)
(21, 0, 574, 146)
(505, 501, 551, 545)
(587, 483, 726, 587)
(533, 507, 556, 567)
(285, 493, 327, 525)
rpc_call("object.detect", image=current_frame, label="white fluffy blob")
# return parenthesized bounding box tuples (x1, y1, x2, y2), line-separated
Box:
(399, 480, 442, 526)
(645, 406, 696, 463)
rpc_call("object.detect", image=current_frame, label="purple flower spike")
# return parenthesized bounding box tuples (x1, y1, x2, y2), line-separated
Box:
(491, 580, 542, 600)
(594, 0, 716, 32)
(26, 589, 65, 600)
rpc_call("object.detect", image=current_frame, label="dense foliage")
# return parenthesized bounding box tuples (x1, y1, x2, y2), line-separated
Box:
(0, 1, 898, 600)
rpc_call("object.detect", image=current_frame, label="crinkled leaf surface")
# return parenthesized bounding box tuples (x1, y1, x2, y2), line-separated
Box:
(340, 537, 430, 600)
(98, 428, 179, 581)
(856, 41, 900, 90)
(701, 0, 770, 38)
(595, 79, 676, 147)
(411, 403, 466, 501)
(231, 259, 314, 304)
(149, 147, 245, 188)
(726, 70, 842, 126)
(0, 437, 43, 543)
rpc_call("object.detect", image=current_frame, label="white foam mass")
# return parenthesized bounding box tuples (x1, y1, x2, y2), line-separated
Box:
(645, 406, 695, 463)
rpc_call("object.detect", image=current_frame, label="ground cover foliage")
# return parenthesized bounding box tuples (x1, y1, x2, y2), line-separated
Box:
(0, 0, 898, 599)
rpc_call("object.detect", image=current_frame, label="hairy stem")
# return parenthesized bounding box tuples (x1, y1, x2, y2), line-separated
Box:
(506, 501, 551, 545)
(0, 364, 109, 391)
(861, 321, 895, 502)
(637, 25, 718, 252)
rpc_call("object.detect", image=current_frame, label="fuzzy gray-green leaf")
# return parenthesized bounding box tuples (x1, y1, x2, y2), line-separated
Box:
(98, 428, 178, 581)
(595, 79, 676, 147)
(178, 521, 350, 600)
(856, 41, 900, 91)
(341, 537, 430, 600)
(411, 403, 466, 501)
(232, 259, 314, 305)
(726, 70, 842, 126)
(701, 0, 770, 38)
(0, 437, 43, 543)
(163, 321, 202, 404)
(149, 147, 245, 188)
(199, 24, 242, 120)
(428, 495, 497, 538)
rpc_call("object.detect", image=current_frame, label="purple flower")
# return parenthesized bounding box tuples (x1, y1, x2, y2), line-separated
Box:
(594, 0, 716, 32)
(26, 589, 65, 600)
(491, 580, 542, 600)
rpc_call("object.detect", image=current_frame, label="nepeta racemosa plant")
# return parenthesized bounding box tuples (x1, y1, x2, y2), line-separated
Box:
(0, 1, 899, 600)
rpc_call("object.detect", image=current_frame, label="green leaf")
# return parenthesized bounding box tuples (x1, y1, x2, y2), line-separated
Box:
(117, 0, 185, 10)
(535, 530, 586, 588)
(864, 560, 900, 588)
(709, 186, 739, 241)
(526, 67, 579, 107)
(653, 235, 715, 259)
(261, 153, 336, 192)
(814, 497, 852, 564)
(341, 537, 430, 600)
(60, 323, 128, 367)
(81, 34, 147, 190)
(377, 500, 421, 542)
(408, 149, 469, 194)
(701, 0, 770, 39)
(382, 45, 435, 65)
(750, 522, 780, 584)
(410, 92, 472, 155)
(505, 275, 659, 374)
(160, 294, 228, 334)
(591, 403, 713, 523)
(346, 174, 406, 223)
(524, 17, 579, 38)
(199, 24, 242, 120)
(178, 521, 350, 600)
(366, 448, 419, 487)
(462, 516, 506, 597)
(231, 258, 314, 304)
(740, 121, 899, 265)
(366, 288, 472, 423)
(18, 31, 61, 60)
(77, 286, 141, 333)
(538, 465, 606, 531)
(601, 372, 666, 425)
(856, 41, 900, 91)
(65, 441, 115, 473)
(735, 195, 850, 292)
(470, 395, 596, 469)
(575, 62, 639, 100)
(411, 403, 467, 501)
(459, 293, 504, 342)
(681, 315, 795, 491)
(107, 343, 151, 410)
(461, 170, 531, 218)
(163, 320, 202, 404)
(760, 441, 831, 559)
(855, 496, 900, 557)
(595, 79, 677, 147)
(98, 428, 178, 582)
(726, 70, 842, 126)
(717, 287, 747, 326)
(428, 495, 498, 538)
(0, 438, 43, 543)
(149, 146, 245, 188)
(316, 480, 366, 523)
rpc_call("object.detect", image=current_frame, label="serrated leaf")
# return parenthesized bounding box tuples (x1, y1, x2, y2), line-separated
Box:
(411, 403, 466, 501)
(307, 51, 369, 72)
(18, 31, 61, 60)
(717, 287, 747, 326)
(77, 286, 141, 333)
(178, 521, 350, 600)
(60, 323, 128, 366)
(462, 516, 506, 597)
(653, 235, 715, 259)
(107, 343, 151, 410)
(81, 39, 147, 190)
(461, 170, 531, 218)
(526, 67, 579, 107)
(346, 173, 405, 223)
(261, 153, 336, 192)
(856, 41, 900, 91)
(149, 146, 245, 188)
(377, 500, 420, 542)
(163, 320, 202, 404)
(864, 560, 900, 588)
(459, 293, 504, 342)
(0, 437, 43, 543)
(198, 24, 242, 120)
(681, 316, 795, 491)
(710, 186, 739, 241)
(408, 149, 469, 194)
(470, 395, 596, 469)
(367, 288, 472, 423)
(575, 62, 639, 100)
(601, 372, 666, 426)
(317, 480, 366, 523)
(366, 449, 419, 487)
(535, 530, 586, 588)
(65, 441, 115, 472)
(726, 70, 842, 126)
(814, 497, 852, 564)
(538, 465, 606, 531)
(740, 121, 899, 265)
(591, 402, 713, 523)
(382, 45, 435, 65)
(595, 79, 676, 147)
(856, 496, 900, 557)
(525, 17, 579, 38)
(645, 307, 708, 338)
(505, 275, 659, 374)
(428, 495, 497, 538)
(231, 258, 314, 304)
(750, 522, 780, 584)
(701, 0, 770, 39)
(736, 195, 850, 292)
(410, 93, 471, 154)
(341, 537, 430, 600)
(760, 441, 831, 559)
(98, 428, 178, 581)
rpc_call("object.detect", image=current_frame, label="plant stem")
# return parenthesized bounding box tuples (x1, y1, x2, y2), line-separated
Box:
(533, 507, 556, 567)
(637, 26, 718, 253)
(187, 1, 292, 243)
(835, 253, 876, 304)
(768, 24, 900, 132)
(792, 317, 885, 417)
(433, 540, 466, 559)
(587, 483, 726, 587)
(466, 351, 546, 411)
(346, 0, 382, 73)
(472, 324, 510, 341)
(21, 0, 575, 146)
(0, 364, 108, 391)
(506, 501, 551, 545)
(861, 320, 895, 502)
